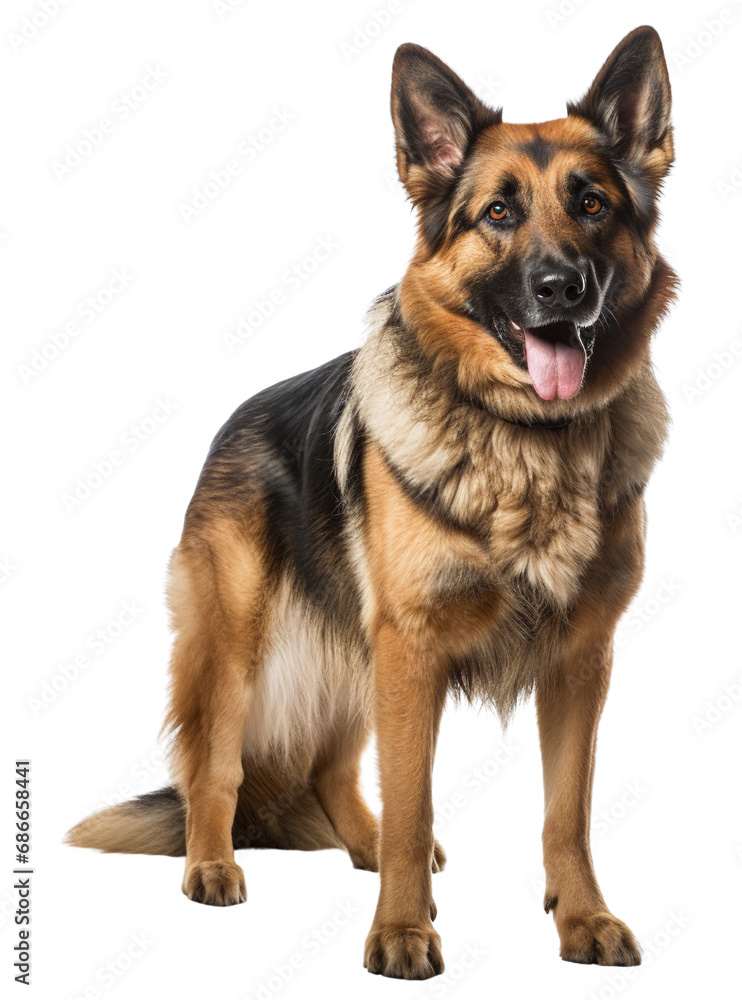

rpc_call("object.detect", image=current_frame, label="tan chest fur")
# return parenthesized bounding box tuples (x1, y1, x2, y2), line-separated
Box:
(358, 418, 651, 720)
(478, 422, 607, 606)
(348, 303, 667, 619)
(353, 365, 610, 612)
(361, 426, 604, 615)
(340, 300, 669, 722)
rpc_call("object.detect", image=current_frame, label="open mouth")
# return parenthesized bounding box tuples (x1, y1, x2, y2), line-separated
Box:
(506, 319, 590, 401)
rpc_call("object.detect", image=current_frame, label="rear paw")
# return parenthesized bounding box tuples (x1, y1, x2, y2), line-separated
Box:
(182, 860, 246, 906)
(558, 911, 641, 966)
(364, 923, 444, 979)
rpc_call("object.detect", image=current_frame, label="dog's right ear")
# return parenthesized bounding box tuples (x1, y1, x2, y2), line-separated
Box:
(391, 44, 501, 203)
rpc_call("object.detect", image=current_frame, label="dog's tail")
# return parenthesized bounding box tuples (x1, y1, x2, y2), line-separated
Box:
(65, 769, 343, 856)
(65, 786, 187, 856)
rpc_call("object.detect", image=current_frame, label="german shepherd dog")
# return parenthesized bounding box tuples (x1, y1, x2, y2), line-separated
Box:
(68, 25, 676, 978)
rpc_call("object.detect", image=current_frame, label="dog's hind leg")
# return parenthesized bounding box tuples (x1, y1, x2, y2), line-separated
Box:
(166, 516, 267, 906)
(314, 722, 448, 876)
(314, 725, 381, 871)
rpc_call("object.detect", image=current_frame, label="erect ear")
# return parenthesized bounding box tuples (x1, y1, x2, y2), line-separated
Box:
(568, 26, 673, 182)
(391, 43, 501, 203)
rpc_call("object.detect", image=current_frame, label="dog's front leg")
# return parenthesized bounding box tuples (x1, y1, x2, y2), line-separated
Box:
(536, 638, 642, 966)
(364, 621, 447, 979)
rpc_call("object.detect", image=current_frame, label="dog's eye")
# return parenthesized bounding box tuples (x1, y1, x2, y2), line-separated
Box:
(488, 201, 509, 221)
(582, 194, 604, 215)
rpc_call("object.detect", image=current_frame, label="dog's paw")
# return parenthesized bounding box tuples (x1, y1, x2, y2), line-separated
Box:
(182, 860, 246, 906)
(364, 923, 444, 979)
(558, 911, 641, 966)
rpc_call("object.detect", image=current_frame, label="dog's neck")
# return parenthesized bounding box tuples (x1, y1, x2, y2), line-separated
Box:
(350, 287, 667, 517)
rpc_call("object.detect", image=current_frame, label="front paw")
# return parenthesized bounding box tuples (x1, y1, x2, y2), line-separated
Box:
(558, 911, 641, 966)
(182, 860, 246, 906)
(364, 923, 443, 979)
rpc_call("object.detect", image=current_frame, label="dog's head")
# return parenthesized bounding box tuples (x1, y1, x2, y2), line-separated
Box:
(391, 27, 676, 415)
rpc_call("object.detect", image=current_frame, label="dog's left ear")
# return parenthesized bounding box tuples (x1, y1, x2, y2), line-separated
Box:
(391, 43, 500, 203)
(568, 25, 673, 181)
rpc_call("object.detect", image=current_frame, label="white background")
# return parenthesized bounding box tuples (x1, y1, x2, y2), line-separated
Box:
(3, 0, 741, 997)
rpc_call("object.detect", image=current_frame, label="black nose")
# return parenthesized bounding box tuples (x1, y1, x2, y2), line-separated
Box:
(531, 265, 587, 309)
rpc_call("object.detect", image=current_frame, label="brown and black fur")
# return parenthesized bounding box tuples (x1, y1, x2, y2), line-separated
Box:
(67, 26, 676, 978)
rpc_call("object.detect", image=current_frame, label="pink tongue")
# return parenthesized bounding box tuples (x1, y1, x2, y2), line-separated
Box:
(523, 329, 586, 400)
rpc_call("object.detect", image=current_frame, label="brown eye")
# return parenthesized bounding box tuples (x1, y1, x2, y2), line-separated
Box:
(582, 194, 603, 215)
(489, 201, 508, 221)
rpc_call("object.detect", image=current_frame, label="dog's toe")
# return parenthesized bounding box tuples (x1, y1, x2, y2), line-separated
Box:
(182, 860, 246, 906)
(364, 923, 443, 979)
(559, 911, 641, 966)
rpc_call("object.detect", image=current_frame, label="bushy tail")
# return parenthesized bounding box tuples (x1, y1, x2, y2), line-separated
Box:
(65, 768, 343, 856)
(65, 787, 186, 856)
